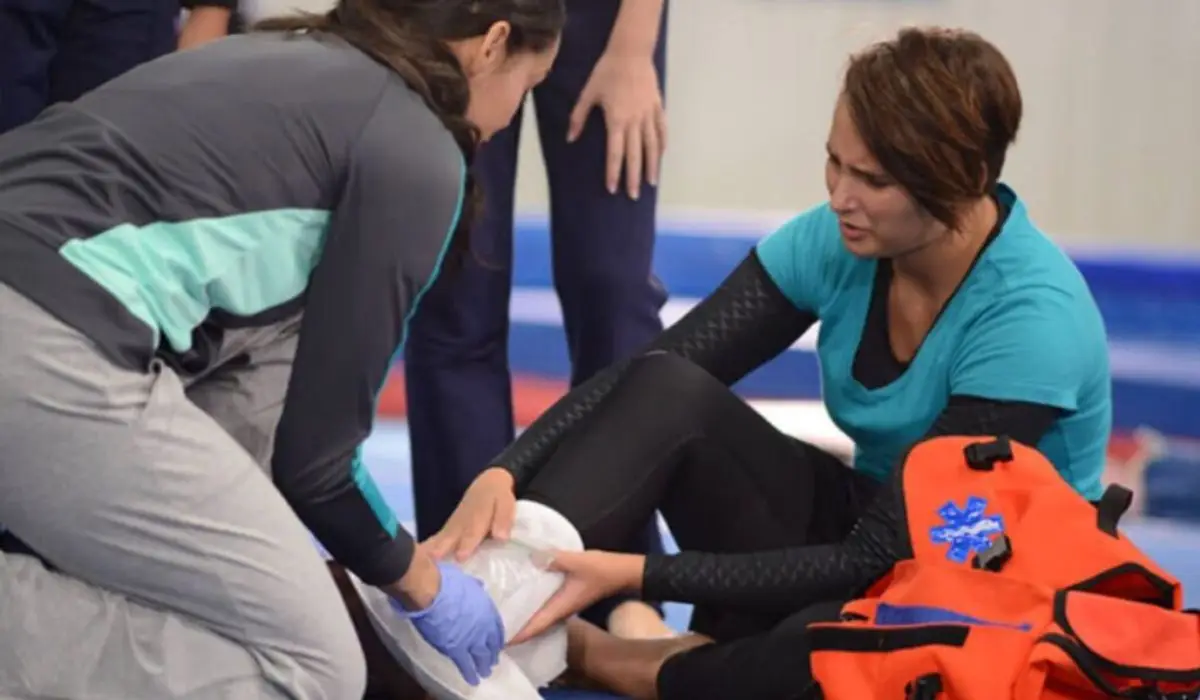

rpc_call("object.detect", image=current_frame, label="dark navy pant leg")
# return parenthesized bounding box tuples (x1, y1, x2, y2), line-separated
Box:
(0, 0, 177, 134)
(47, 0, 179, 105)
(538, 0, 670, 388)
(534, 0, 671, 624)
(0, 0, 71, 133)
(404, 111, 523, 542)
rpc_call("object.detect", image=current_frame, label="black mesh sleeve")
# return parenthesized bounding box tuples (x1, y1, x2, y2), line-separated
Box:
(925, 395, 1062, 445)
(640, 398, 1063, 610)
(642, 477, 908, 611)
(496, 251, 816, 489)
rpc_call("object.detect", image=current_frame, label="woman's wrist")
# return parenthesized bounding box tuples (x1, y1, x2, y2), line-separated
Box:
(619, 553, 648, 595)
(607, 0, 665, 59)
(388, 549, 441, 611)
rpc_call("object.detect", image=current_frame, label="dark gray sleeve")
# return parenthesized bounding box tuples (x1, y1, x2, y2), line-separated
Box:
(271, 86, 464, 587)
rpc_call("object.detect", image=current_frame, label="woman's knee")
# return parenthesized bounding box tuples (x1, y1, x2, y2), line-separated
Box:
(222, 584, 362, 700)
(619, 352, 733, 416)
(303, 630, 369, 700)
(623, 352, 725, 397)
(0, 551, 368, 700)
(273, 576, 369, 700)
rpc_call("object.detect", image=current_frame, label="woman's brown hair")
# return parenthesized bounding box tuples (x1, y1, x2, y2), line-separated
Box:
(842, 27, 1023, 229)
(255, 0, 565, 269)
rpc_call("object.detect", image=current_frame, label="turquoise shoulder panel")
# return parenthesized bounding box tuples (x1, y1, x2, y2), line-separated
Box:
(60, 209, 330, 352)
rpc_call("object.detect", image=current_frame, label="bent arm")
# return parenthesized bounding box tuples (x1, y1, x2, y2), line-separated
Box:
(641, 475, 907, 612)
(640, 398, 1061, 610)
(497, 251, 816, 489)
(272, 86, 464, 587)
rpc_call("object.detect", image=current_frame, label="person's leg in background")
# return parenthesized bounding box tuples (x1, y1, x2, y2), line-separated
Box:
(47, 0, 179, 105)
(0, 0, 178, 135)
(405, 110, 524, 542)
(0, 0, 72, 133)
(531, 0, 672, 638)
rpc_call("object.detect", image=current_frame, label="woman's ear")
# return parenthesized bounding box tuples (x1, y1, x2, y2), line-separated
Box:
(462, 20, 512, 77)
(976, 162, 991, 195)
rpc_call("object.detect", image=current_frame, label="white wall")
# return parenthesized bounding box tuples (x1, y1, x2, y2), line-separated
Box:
(514, 0, 1200, 249)
(245, 0, 1200, 248)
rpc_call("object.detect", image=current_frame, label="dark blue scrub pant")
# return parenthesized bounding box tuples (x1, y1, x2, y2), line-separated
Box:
(0, 0, 179, 134)
(404, 0, 670, 625)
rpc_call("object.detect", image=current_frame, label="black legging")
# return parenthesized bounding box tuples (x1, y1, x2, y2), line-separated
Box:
(519, 352, 882, 697)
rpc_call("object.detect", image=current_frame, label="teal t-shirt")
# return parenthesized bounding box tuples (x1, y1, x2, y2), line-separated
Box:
(754, 184, 1112, 499)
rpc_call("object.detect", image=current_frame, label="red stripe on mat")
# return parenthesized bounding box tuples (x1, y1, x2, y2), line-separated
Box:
(378, 368, 568, 427)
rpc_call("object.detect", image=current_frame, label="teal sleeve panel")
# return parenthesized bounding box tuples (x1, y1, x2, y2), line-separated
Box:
(271, 83, 464, 587)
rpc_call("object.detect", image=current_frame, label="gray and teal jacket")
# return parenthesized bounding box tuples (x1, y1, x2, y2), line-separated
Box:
(0, 32, 464, 587)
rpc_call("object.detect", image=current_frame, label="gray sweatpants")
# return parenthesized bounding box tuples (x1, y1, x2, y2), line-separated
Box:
(0, 282, 366, 699)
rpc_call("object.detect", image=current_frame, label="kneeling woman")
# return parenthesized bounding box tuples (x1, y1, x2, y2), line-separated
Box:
(0, 1, 563, 697)
(430, 26, 1113, 700)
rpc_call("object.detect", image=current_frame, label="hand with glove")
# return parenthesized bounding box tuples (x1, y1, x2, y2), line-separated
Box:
(388, 551, 506, 686)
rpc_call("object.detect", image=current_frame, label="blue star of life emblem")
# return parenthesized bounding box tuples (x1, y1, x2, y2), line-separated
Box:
(929, 496, 1005, 564)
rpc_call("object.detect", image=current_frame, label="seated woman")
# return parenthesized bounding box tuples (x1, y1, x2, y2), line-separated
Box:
(427, 25, 1113, 700)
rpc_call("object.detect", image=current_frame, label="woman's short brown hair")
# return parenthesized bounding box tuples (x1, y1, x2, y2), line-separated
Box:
(842, 27, 1022, 229)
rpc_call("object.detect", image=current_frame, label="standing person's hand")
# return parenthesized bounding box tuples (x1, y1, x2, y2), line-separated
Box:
(177, 7, 231, 50)
(388, 550, 505, 686)
(569, 48, 667, 201)
(509, 549, 645, 645)
(425, 467, 517, 562)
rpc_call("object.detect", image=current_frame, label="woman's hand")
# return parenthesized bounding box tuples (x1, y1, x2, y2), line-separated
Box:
(387, 551, 505, 686)
(425, 467, 517, 562)
(568, 49, 667, 201)
(509, 550, 646, 645)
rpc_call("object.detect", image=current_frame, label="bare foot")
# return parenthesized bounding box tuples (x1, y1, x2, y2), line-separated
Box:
(565, 617, 712, 700)
(607, 600, 678, 640)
